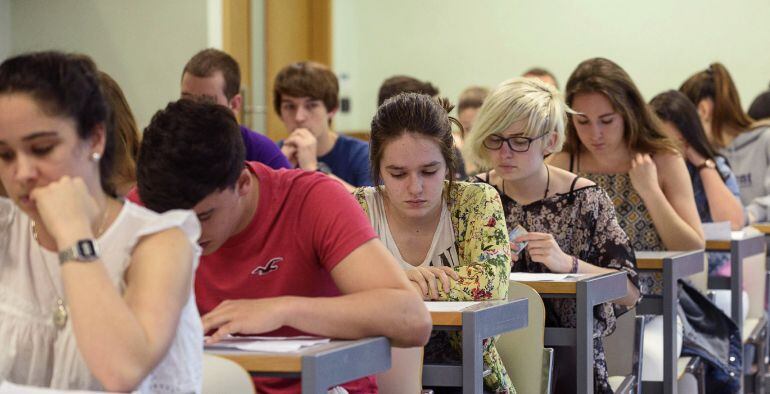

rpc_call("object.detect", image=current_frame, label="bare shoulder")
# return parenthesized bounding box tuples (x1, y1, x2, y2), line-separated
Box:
(652, 151, 687, 179)
(574, 176, 595, 188)
(546, 152, 571, 169)
(547, 165, 595, 193)
(651, 151, 685, 168)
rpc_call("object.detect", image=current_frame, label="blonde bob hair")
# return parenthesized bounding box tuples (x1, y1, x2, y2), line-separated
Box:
(464, 77, 573, 170)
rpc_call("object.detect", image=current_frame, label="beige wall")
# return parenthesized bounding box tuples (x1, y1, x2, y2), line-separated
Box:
(10, 0, 213, 130)
(0, 0, 11, 62)
(332, 0, 770, 132)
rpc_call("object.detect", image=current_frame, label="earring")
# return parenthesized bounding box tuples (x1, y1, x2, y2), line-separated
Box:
(91, 152, 102, 162)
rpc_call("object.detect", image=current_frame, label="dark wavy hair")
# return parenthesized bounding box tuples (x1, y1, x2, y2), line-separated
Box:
(137, 99, 245, 212)
(370, 92, 459, 197)
(650, 90, 728, 180)
(0, 51, 115, 196)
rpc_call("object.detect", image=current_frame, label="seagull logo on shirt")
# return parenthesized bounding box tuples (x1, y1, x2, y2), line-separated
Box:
(252, 257, 283, 276)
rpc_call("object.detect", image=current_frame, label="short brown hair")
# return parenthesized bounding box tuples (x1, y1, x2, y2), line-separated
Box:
(370, 93, 458, 194)
(182, 48, 241, 99)
(273, 61, 339, 115)
(523, 67, 559, 90)
(377, 75, 439, 107)
(680, 62, 754, 148)
(457, 86, 489, 113)
(563, 57, 677, 156)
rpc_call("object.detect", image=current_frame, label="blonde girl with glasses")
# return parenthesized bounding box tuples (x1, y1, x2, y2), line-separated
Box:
(465, 77, 640, 393)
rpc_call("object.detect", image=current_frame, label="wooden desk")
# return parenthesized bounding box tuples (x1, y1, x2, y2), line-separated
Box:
(511, 271, 628, 394)
(423, 299, 529, 394)
(705, 232, 765, 333)
(636, 250, 704, 394)
(207, 337, 390, 394)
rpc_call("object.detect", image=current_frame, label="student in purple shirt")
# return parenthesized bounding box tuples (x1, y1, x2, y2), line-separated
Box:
(180, 49, 290, 170)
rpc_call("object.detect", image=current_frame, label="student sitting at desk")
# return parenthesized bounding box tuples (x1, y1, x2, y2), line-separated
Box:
(549, 57, 705, 294)
(681, 63, 770, 225)
(0, 52, 203, 393)
(650, 90, 744, 275)
(464, 77, 640, 393)
(552, 57, 740, 391)
(353, 93, 513, 393)
(134, 99, 431, 394)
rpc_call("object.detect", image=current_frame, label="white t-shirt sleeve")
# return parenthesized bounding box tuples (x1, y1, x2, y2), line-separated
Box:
(127, 204, 202, 269)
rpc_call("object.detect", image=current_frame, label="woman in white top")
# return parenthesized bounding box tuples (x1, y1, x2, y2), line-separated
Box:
(0, 51, 202, 393)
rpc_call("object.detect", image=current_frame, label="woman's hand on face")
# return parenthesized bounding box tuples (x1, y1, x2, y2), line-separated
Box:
(30, 176, 99, 247)
(628, 153, 660, 198)
(514, 232, 571, 273)
(406, 266, 460, 300)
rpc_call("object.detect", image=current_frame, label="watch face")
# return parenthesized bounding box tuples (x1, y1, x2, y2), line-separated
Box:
(76, 240, 98, 258)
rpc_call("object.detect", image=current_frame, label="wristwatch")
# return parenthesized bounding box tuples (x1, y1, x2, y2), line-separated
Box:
(695, 159, 716, 172)
(58, 239, 100, 264)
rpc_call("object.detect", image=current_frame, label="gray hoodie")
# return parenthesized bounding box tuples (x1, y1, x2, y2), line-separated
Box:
(719, 125, 770, 223)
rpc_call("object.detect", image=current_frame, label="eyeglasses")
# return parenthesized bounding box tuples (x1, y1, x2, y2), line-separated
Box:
(483, 133, 549, 152)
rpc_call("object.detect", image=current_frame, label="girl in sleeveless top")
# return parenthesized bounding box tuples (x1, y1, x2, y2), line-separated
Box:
(354, 93, 514, 393)
(650, 90, 744, 275)
(464, 77, 639, 393)
(0, 52, 202, 393)
(549, 58, 705, 296)
(549, 58, 750, 391)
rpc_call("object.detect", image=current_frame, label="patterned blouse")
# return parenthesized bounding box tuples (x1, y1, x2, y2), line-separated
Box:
(354, 181, 514, 393)
(570, 155, 666, 296)
(469, 174, 639, 394)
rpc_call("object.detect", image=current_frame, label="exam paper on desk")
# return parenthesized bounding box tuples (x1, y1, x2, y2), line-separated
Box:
(423, 301, 480, 312)
(509, 272, 585, 281)
(0, 381, 114, 394)
(204, 336, 330, 352)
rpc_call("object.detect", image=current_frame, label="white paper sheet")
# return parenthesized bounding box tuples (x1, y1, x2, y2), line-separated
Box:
(509, 272, 584, 282)
(0, 381, 112, 394)
(204, 336, 330, 353)
(703, 221, 732, 240)
(423, 301, 480, 312)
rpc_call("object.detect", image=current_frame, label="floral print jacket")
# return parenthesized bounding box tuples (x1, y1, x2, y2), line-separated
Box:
(354, 181, 514, 393)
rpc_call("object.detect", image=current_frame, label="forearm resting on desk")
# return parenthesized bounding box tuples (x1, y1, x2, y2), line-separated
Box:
(285, 289, 431, 347)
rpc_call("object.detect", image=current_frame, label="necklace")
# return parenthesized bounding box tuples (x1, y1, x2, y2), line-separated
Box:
(502, 164, 551, 201)
(30, 201, 113, 329)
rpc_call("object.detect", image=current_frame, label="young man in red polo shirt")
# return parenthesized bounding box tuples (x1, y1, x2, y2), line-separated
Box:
(135, 100, 431, 393)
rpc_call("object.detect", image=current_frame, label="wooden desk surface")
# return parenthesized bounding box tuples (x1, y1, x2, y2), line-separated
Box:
(705, 230, 766, 251)
(752, 223, 770, 234)
(427, 300, 517, 326)
(636, 251, 692, 270)
(206, 339, 377, 373)
(509, 272, 609, 294)
(705, 239, 732, 251)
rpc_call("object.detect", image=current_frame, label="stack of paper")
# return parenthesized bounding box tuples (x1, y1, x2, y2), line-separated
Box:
(424, 301, 480, 312)
(509, 272, 584, 281)
(0, 381, 111, 393)
(702, 221, 731, 240)
(204, 336, 330, 353)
